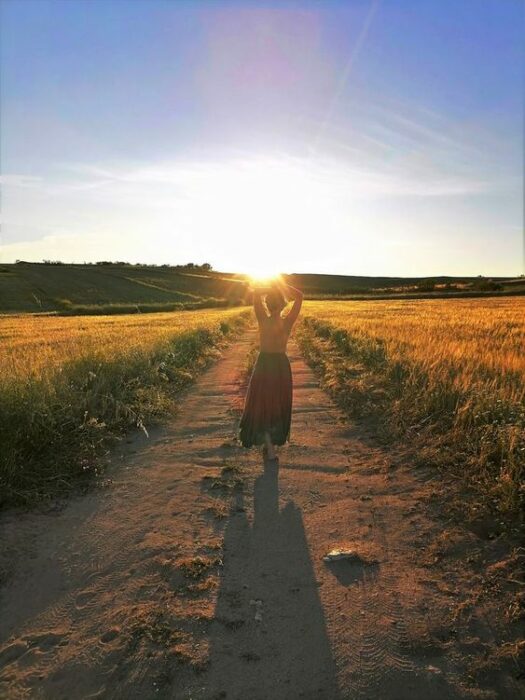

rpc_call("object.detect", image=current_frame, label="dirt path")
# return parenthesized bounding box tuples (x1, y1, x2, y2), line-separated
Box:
(0, 328, 521, 700)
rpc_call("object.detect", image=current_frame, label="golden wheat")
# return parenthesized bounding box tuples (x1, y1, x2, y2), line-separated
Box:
(0, 307, 251, 505)
(299, 298, 525, 513)
(0, 308, 250, 380)
(303, 298, 525, 404)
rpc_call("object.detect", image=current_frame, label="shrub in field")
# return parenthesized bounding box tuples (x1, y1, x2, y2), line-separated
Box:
(296, 299, 525, 517)
(0, 309, 250, 507)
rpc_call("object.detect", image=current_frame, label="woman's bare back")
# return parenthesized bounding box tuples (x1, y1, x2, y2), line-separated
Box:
(258, 315, 292, 353)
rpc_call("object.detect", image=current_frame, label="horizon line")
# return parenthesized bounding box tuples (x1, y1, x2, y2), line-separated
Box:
(3, 260, 522, 280)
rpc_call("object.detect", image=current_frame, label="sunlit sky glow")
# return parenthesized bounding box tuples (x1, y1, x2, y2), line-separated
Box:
(0, 0, 523, 276)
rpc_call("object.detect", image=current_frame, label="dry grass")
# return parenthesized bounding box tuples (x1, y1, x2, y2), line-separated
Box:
(297, 298, 525, 516)
(0, 307, 251, 506)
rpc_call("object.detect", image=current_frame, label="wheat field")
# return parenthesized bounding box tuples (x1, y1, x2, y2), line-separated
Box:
(2, 298, 524, 513)
(298, 298, 525, 513)
(0, 307, 250, 505)
(0, 308, 250, 378)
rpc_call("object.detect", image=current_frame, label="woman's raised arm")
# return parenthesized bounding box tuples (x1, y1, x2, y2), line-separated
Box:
(277, 280, 303, 328)
(250, 285, 271, 323)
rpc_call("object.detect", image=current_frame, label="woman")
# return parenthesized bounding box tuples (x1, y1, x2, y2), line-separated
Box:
(239, 278, 303, 461)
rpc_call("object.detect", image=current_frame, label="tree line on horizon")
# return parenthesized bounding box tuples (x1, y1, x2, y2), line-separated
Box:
(15, 259, 214, 271)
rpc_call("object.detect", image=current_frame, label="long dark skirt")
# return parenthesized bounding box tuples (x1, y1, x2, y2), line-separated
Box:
(239, 351, 293, 447)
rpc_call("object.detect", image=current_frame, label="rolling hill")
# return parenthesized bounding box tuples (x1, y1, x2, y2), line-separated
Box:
(0, 262, 522, 314)
(0, 263, 249, 314)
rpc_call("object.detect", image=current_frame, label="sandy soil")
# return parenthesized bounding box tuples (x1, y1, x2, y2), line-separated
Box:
(0, 326, 522, 700)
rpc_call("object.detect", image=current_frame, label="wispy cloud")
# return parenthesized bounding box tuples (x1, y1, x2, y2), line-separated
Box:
(0, 174, 44, 188)
(3, 149, 497, 204)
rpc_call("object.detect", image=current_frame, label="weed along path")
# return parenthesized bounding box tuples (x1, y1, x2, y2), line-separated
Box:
(0, 327, 521, 700)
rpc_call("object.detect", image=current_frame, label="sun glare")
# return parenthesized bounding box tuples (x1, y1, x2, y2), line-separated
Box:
(204, 158, 339, 277)
(246, 267, 282, 286)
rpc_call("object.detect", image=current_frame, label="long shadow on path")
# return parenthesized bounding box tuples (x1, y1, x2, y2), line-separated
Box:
(201, 457, 342, 700)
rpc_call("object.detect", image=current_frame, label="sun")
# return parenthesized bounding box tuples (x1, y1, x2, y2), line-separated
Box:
(245, 265, 282, 286)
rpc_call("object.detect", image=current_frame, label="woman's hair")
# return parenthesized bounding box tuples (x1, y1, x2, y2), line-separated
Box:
(265, 288, 287, 313)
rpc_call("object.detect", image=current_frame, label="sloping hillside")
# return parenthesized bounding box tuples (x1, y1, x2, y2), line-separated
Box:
(0, 264, 249, 313)
(282, 272, 521, 295)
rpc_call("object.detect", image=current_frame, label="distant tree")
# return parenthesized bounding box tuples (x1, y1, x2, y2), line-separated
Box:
(416, 278, 436, 292)
(168, 262, 215, 270)
(473, 278, 503, 291)
(42, 259, 64, 265)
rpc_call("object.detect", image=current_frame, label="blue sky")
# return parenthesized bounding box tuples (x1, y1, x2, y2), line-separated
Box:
(0, 0, 523, 276)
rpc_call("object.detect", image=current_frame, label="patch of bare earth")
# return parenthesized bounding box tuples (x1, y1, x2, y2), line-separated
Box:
(0, 326, 523, 699)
